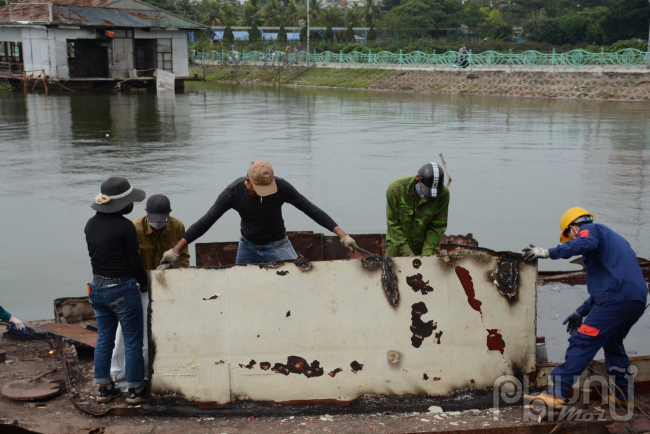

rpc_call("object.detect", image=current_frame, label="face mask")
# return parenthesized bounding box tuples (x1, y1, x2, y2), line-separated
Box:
(415, 182, 427, 200)
(149, 221, 167, 230)
(122, 203, 134, 215)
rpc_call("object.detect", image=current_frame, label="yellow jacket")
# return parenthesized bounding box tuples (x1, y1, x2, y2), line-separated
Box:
(133, 215, 190, 270)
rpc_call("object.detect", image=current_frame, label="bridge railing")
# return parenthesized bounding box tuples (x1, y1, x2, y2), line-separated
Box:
(189, 48, 650, 71)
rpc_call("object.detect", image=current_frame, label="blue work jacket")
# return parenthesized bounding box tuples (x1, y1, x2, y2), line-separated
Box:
(548, 223, 647, 316)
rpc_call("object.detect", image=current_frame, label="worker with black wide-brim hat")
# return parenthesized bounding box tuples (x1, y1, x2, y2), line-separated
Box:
(85, 176, 149, 406)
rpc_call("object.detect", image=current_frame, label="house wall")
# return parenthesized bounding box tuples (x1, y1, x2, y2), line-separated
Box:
(149, 248, 537, 405)
(1, 26, 190, 79)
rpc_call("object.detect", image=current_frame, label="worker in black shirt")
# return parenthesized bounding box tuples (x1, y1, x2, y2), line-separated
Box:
(84, 177, 148, 406)
(161, 161, 358, 267)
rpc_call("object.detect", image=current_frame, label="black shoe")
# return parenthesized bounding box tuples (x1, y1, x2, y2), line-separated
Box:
(126, 386, 147, 405)
(97, 383, 122, 404)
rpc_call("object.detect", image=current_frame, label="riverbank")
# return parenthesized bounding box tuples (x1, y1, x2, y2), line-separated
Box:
(191, 64, 650, 101)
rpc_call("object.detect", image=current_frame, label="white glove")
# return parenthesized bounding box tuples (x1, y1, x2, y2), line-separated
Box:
(522, 244, 549, 262)
(340, 235, 359, 251)
(9, 315, 24, 332)
(160, 249, 182, 269)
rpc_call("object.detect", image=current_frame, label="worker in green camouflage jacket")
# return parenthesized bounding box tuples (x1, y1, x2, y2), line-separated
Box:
(386, 162, 450, 257)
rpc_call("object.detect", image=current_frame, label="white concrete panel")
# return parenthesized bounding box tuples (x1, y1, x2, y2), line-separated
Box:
(171, 35, 188, 77)
(149, 247, 537, 406)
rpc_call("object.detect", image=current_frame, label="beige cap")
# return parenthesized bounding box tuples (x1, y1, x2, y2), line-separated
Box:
(247, 161, 278, 197)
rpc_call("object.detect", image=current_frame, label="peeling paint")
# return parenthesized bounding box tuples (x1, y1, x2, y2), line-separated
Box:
(412, 259, 422, 269)
(423, 373, 429, 380)
(489, 259, 519, 301)
(455, 266, 482, 314)
(388, 351, 400, 365)
(410, 302, 437, 348)
(260, 362, 271, 370)
(277, 270, 289, 276)
(286, 311, 291, 317)
(328, 368, 343, 377)
(269, 356, 324, 378)
(350, 361, 364, 373)
(405, 273, 434, 295)
(202, 295, 218, 301)
(486, 329, 506, 354)
(240, 360, 256, 369)
(434, 331, 443, 344)
(433, 377, 441, 381)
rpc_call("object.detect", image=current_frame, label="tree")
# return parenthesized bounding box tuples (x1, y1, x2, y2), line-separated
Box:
(286, 0, 302, 27)
(322, 4, 345, 26)
(278, 24, 288, 41)
(346, 3, 364, 27)
(599, 0, 650, 44)
(264, 0, 284, 26)
(200, 0, 222, 26)
(308, 0, 321, 21)
(242, 1, 259, 26)
(561, 14, 585, 43)
(523, 14, 562, 44)
(223, 25, 234, 41)
(299, 25, 307, 42)
(344, 24, 355, 42)
(382, 0, 447, 40)
(360, 0, 382, 26)
(249, 22, 262, 41)
(324, 25, 334, 42)
(367, 24, 377, 41)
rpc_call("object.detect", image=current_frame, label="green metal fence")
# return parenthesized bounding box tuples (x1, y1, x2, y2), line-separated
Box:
(190, 48, 650, 71)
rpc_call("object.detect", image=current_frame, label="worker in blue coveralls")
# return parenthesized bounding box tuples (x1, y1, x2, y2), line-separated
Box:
(522, 207, 648, 410)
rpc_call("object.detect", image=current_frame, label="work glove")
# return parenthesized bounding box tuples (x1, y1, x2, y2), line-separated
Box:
(522, 244, 549, 262)
(563, 312, 583, 335)
(8, 315, 25, 333)
(160, 249, 182, 269)
(340, 235, 359, 252)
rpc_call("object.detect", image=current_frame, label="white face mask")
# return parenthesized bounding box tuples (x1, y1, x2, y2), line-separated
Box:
(150, 221, 167, 230)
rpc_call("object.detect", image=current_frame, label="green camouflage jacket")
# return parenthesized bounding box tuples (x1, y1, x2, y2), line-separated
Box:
(385, 175, 450, 257)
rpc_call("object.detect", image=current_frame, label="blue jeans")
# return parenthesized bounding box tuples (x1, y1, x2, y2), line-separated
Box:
(235, 235, 298, 264)
(89, 278, 144, 389)
(547, 300, 645, 400)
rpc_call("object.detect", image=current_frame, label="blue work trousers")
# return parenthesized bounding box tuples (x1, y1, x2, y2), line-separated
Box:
(90, 278, 144, 389)
(235, 235, 298, 264)
(547, 300, 645, 400)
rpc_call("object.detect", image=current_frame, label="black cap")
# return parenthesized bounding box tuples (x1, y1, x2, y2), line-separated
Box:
(146, 194, 171, 224)
(417, 162, 445, 198)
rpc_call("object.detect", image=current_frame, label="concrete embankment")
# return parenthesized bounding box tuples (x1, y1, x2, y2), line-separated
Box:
(191, 64, 650, 101)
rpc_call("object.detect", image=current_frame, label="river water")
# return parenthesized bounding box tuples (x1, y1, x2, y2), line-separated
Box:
(1, 83, 648, 361)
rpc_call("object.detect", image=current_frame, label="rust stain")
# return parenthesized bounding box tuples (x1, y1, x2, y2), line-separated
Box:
(328, 368, 342, 377)
(260, 362, 271, 370)
(433, 377, 441, 381)
(286, 311, 290, 317)
(412, 259, 422, 269)
(239, 360, 256, 369)
(406, 273, 434, 295)
(434, 331, 443, 344)
(422, 373, 429, 380)
(102, 19, 114, 25)
(455, 266, 482, 313)
(410, 302, 437, 348)
(486, 329, 506, 354)
(276, 270, 289, 276)
(350, 361, 364, 373)
(269, 356, 324, 378)
(202, 295, 218, 301)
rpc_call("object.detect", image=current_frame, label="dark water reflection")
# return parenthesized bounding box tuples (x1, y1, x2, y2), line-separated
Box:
(1, 84, 649, 358)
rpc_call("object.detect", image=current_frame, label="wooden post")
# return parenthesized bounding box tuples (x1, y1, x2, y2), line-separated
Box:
(203, 64, 206, 81)
(22, 70, 27, 91)
(41, 69, 48, 92)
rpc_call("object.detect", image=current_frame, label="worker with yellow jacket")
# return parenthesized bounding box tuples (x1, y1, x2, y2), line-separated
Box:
(133, 194, 190, 269)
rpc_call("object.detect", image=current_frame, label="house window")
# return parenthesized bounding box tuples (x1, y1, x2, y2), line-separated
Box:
(156, 38, 173, 72)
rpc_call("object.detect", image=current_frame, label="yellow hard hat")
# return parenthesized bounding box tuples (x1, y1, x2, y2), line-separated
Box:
(559, 207, 594, 243)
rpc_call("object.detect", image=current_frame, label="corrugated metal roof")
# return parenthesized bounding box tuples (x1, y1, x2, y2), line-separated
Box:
(0, 3, 204, 28)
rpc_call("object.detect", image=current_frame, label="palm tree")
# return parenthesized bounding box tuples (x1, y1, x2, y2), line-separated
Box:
(285, 0, 303, 27)
(263, 0, 284, 26)
(200, 0, 222, 26)
(360, 0, 381, 26)
(222, 3, 237, 26)
(308, 0, 321, 23)
(346, 2, 363, 27)
(321, 4, 345, 27)
(242, 1, 259, 25)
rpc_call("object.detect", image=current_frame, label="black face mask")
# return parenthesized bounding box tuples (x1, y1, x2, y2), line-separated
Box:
(121, 203, 134, 215)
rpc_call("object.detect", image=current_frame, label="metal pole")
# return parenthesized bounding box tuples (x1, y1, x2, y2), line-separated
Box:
(307, 0, 310, 54)
(647, 1, 650, 68)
